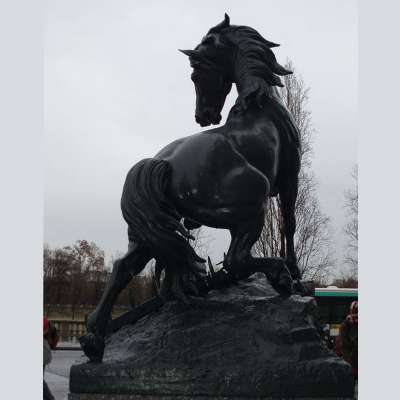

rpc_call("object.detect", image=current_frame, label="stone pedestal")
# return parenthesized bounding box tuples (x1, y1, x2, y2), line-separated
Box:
(69, 276, 354, 399)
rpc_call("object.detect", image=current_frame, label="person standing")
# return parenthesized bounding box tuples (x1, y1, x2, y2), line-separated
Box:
(338, 301, 358, 380)
(43, 317, 58, 400)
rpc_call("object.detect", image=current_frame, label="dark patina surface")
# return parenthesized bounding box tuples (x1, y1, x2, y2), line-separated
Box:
(82, 13, 304, 364)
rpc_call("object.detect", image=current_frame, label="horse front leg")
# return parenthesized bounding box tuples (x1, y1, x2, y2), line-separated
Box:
(81, 241, 151, 362)
(222, 213, 293, 296)
(279, 176, 301, 281)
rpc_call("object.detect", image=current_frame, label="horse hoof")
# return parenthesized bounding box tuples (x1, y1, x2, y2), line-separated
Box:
(79, 333, 105, 363)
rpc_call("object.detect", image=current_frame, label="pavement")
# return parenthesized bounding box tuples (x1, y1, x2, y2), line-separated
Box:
(45, 349, 85, 400)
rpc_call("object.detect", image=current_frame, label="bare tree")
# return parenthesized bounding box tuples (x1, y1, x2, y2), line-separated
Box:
(43, 243, 76, 304)
(344, 165, 358, 277)
(332, 275, 358, 289)
(43, 240, 108, 310)
(189, 227, 211, 260)
(66, 240, 106, 317)
(253, 61, 334, 283)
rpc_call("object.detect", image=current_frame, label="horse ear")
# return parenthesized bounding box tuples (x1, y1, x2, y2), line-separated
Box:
(209, 13, 230, 33)
(264, 40, 280, 48)
(224, 13, 230, 26)
(179, 49, 201, 59)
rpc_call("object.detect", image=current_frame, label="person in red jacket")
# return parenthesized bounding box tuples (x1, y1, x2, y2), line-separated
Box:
(43, 318, 59, 400)
(338, 301, 358, 380)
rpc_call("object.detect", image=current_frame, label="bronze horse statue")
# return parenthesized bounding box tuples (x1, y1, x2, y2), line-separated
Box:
(82, 14, 301, 362)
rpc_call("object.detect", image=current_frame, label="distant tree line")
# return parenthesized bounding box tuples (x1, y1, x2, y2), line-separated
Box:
(344, 165, 358, 278)
(43, 240, 156, 315)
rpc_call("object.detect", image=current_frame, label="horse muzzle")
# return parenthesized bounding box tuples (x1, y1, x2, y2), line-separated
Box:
(195, 111, 221, 127)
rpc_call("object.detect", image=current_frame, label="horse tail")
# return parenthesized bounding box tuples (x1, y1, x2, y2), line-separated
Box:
(121, 158, 204, 267)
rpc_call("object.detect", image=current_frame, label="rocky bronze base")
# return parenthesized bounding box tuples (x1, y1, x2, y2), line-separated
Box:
(69, 276, 354, 399)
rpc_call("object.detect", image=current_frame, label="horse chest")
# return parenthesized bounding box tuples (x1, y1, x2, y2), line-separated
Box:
(228, 129, 280, 178)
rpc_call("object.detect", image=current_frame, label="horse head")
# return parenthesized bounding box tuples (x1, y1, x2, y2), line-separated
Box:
(180, 13, 293, 121)
(179, 14, 233, 127)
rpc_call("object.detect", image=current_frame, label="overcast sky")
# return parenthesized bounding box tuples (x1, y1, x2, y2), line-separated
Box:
(45, 0, 357, 271)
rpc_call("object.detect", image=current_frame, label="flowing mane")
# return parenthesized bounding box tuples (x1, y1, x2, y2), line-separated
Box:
(209, 24, 292, 88)
(208, 21, 301, 148)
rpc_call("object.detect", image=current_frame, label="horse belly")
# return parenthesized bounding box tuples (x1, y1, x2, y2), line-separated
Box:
(165, 136, 268, 228)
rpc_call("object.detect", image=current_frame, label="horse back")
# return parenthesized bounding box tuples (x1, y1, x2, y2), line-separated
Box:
(157, 130, 269, 223)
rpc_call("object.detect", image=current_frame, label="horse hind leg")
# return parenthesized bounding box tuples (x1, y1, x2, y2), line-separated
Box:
(87, 241, 152, 336)
(279, 175, 301, 280)
(82, 241, 152, 362)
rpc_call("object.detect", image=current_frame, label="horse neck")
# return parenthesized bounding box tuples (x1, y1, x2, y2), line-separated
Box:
(226, 78, 282, 126)
(225, 80, 300, 150)
(235, 68, 283, 105)
(225, 101, 269, 132)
